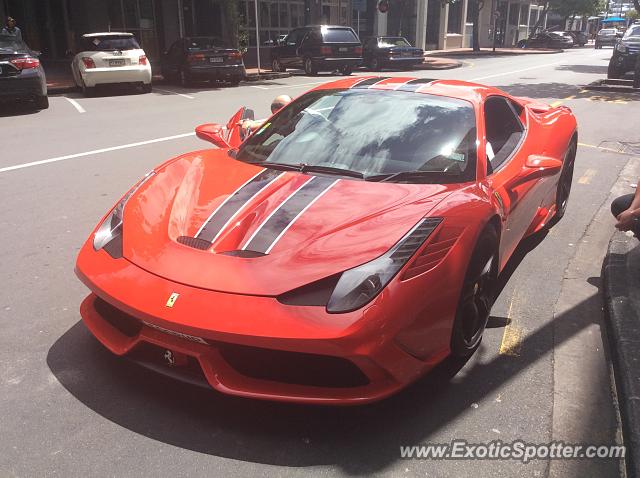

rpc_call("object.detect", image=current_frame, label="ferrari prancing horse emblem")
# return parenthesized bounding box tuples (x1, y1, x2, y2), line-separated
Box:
(166, 292, 179, 308)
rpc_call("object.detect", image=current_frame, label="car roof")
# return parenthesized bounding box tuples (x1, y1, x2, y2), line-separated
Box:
(82, 32, 133, 38)
(311, 77, 507, 105)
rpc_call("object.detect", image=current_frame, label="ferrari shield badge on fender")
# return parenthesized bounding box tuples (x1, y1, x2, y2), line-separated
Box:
(166, 292, 179, 308)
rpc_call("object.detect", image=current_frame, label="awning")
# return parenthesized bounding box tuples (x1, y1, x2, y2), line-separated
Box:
(602, 17, 625, 22)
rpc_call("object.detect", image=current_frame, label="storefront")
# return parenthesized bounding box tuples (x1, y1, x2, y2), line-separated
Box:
(0, 0, 220, 60)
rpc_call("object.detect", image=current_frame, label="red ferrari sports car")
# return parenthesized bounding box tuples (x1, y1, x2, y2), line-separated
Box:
(75, 76, 577, 405)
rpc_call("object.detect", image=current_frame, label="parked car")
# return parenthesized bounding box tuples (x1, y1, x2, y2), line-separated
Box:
(362, 36, 424, 70)
(608, 24, 640, 78)
(520, 31, 574, 49)
(595, 28, 619, 48)
(565, 30, 588, 46)
(75, 77, 578, 404)
(71, 32, 152, 96)
(162, 37, 246, 86)
(271, 25, 362, 76)
(0, 34, 48, 109)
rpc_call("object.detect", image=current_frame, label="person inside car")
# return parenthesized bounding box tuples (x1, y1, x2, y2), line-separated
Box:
(240, 95, 292, 137)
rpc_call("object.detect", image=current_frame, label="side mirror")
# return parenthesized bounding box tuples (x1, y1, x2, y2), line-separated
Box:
(525, 155, 563, 174)
(195, 123, 229, 148)
(507, 155, 562, 189)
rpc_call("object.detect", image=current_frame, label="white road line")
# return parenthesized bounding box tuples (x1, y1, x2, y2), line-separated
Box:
(154, 88, 195, 99)
(0, 132, 196, 174)
(470, 60, 566, 82)
(249, 85, 269, 90)
(64, 97, 86, 113)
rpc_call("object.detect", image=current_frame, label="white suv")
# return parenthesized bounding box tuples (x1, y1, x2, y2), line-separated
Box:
(71, 32, 152, 96)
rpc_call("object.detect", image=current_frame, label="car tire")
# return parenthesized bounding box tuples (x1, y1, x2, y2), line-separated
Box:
(450, 226, 499, 358)
(272, 58, 284, 72)
(341, 65, 353, 76)
(142, 83, 152, 93)
(595, 42, 600, 49)
(179, 68, 190, 87)
(229, 78, 241, 87)
(607, 62, 622, 79)
(35, 95, 49, 110)
(549, 137, 577, 225)
(370, 57, 381, 71)
(304, 57, 317, 76)
(81, 80, 95, 98)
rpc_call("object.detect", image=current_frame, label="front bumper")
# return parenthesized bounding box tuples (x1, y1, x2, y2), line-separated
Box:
(187, 64, 246, 80)
(610, 52, 640, 73)
(75, 235, 459, 405)
(597, 38, 617, 46)
(82, 65, 152, 87)
(383, 57, 424, 66)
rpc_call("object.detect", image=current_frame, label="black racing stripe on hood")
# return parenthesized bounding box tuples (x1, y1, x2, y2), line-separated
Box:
(395, 78, 435, 92)
(351, 77, 391, 88)
(196, 168, 283, 244)
(244, 177, 337, 254)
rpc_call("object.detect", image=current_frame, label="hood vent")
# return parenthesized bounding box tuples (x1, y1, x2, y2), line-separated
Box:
(177, 236, 211, 250)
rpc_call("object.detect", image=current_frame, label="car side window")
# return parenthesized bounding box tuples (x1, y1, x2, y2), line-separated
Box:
(484, 96, 525, 173)
(286, 30, 299, 45)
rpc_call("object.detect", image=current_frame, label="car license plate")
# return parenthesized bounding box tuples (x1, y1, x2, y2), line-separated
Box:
(109, 59, 125, 67)
(210, 57, 223, 63)
(339, 47, 347, 52)
(402, 51, 411, 57)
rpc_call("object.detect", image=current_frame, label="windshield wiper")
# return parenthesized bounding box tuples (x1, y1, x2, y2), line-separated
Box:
(245, 161, 303, 172)
(245, 161, 364, 179)
(300, 164, 365, 179)
(367, 170, 458, 183)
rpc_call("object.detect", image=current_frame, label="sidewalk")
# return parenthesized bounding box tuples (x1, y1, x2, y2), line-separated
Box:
(425, 47, 563, 57)
(44, 57, 461, 94)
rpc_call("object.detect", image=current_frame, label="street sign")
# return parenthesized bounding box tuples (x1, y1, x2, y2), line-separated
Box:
(353, 0, 366, 12)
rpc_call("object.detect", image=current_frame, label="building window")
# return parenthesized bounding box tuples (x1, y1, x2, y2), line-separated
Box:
(519, 4, 529, 26)
(447, 0, 463, 34)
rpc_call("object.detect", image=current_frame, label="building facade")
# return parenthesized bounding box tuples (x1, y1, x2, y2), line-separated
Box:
(372, 0, 547, 50)
(0, 0, 547, 64)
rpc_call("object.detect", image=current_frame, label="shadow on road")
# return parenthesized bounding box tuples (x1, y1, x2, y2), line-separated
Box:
(556, 64, 609, 75)
(46, 234, 617, 474)
(495, 82, 640, 102)
(0, 100, 43, 117)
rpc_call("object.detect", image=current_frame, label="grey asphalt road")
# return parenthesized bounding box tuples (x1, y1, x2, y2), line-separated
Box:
(0, 47, 637, 477)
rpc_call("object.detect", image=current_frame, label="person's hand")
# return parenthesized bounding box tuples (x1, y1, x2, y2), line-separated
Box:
(616, 209, 637, 231)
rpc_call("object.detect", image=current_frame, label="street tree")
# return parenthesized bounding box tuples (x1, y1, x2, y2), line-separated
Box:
(531, 0, 603, 34)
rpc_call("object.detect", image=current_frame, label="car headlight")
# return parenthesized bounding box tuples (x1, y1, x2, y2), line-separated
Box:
(93, 171, 155, 258)
(616, 43, 629, 53)
(326, 218, 442, 313)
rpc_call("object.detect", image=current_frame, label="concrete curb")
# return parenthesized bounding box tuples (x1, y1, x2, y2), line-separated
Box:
(425, 48, 563, 58)
(584, 79, 640, 94)
(47, 72, 291, 94)
(603, 230, 640, 478)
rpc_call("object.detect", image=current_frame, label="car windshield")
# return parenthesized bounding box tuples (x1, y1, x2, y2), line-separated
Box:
(321, 28, 359, 43)
(186, 37, 229, 50)
(82, 35, 140, 51)
(624, 26, 640, 38)
(236, 89, 477, 184)
(0, 35, 27, 52)
(378, 37, 411, 47)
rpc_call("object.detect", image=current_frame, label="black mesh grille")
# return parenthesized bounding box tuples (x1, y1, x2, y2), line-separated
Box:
(217, 343, 370, 388)
(389, 218, 442, 262)
(93, 297, 143, 337)
(128, 342, 209, 386)
(177, 235, 211, 250)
